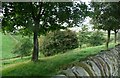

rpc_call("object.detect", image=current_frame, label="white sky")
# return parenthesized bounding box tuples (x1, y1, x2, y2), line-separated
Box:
(70, 17, 93, 32)
(0, 13, 3, 17)
(69, 0, 93, 32)
(80, 0, 91, 3)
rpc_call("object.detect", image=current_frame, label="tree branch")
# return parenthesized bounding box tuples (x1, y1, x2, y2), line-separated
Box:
(37, 2, 45, 20)
(37, 2, 44, 20)
(30, 2, 35, 20)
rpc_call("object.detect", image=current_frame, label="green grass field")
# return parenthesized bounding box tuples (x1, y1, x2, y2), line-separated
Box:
(1, 32, 117, 76)
(2, 33, 17, 59)
(1, 43, 116, 76)
(0, 32, 2, 60)
(1, 32, 24, 59)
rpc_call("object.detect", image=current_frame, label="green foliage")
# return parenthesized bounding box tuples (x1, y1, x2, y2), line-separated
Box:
(118, 32, 120, 43)
(90, 2, 120, 49)
(109, 34, 114, 42)
(2, 2, 88, 61)
(2, 2, 88, 35)
(90, 2, 120, 31)
(89, 31, 105, 46)
(12, 38, 33, 58)
(40, 29, 79, 56)
(78, 25, 90, 48)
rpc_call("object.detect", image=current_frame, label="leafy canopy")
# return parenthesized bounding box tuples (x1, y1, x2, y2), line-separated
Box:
(90, 2, 120, 31)
(2, 2, 88, 35)
(40, 29, 79, 56)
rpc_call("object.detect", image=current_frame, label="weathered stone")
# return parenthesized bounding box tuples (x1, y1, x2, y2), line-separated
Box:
(53, 44, 120, 78)
(99, 55, 114, 76)
(72, 66, 90, 76)
(62, 68, 76, 76)
(82, 61, 97, 77)
(75, 61, 96, 76)
(92, 56, 109, 76)
(52, 75, 68, 78)
(86, 60, 101, 76)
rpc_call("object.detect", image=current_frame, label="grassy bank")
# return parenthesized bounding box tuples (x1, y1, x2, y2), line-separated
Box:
(1, 32, 25, 59)
(1, 43, 116, 76)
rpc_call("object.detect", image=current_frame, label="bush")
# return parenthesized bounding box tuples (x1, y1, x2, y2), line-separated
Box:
(78, 25, 90, 48)
(89, 31, 105, 46)
(12, 38, 33, 58)
(109, 34, 114, 42)
(40, 29, 79, 56)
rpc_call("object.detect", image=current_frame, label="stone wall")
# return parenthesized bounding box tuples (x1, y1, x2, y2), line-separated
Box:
(54, 44, 120, 77)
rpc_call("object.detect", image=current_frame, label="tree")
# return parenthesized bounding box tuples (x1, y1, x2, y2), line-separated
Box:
(89, 30, 105, 46)
(90, 2, 120, 49)
(118, 31, 120, 43)
(40, 29, 78, 56)
(2, 2, 88, 62)
(113, 22, 120, 43)
(78, 25, 89, 48)
(12, 38, 33, 59)
(110, 3, 120, 43)
(0, 5, 3, 28)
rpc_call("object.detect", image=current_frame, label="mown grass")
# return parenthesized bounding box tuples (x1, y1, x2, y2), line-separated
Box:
(1, 33, 17, 59)
(2, 53, 45, 68)
(1, 43, 116, 76)
(1, 32, 24, 59)
(0, 32, 2, 59)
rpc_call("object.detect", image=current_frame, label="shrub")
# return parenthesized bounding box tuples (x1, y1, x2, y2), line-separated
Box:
(118, 31, 120, 43)
(40, 29, 79, 56)
(89, 31, 105, 46)
(12, 38, 33, 58)
(109, 34, 114, 42)
(78, 25, 90, 48)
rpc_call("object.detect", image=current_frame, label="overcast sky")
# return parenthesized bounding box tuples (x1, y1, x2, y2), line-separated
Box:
(69, 17, 93, 32)
(70, 0, 93, 32)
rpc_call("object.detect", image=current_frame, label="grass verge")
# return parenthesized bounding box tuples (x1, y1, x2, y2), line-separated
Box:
(1, 43, 116, 76)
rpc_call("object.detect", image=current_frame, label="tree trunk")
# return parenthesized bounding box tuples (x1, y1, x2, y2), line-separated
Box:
(118, 31, 120, 43)
(106, 30, 111, 49)
(31, 21, 39, 62)
(79, 44, 82, 49)
(114, 30, 117, 43)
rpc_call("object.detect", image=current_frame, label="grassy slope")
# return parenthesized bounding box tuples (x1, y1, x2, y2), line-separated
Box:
(1, 32, 23, 59)
(0, 32, 2, 59)
(2, 43, 116, 76)
(2, 33, 16, 59)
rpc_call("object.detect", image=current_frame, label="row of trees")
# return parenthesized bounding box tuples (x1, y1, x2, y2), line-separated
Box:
(90, 2, 120, 49)
(2, 2, 89, 62)
(2, 2, 120, 61)
(78, 25, 105, 48)
(12, 29, 105, 58)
